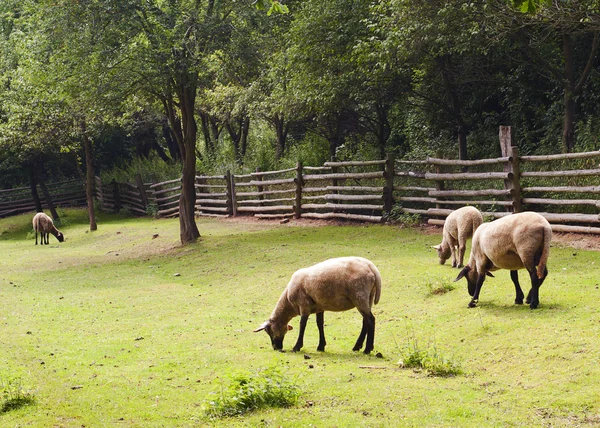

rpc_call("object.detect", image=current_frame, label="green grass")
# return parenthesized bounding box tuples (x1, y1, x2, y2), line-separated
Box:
(1, 209, 600, 426)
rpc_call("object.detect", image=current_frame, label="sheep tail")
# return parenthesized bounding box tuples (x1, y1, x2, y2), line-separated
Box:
(537, 225, 552, 280)
(371, 263, 382, 305)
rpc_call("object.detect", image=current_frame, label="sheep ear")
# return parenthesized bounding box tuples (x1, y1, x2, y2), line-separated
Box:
(253, 321, 269, 333)
(287, 325, 293, 331)
(432, 245, 441, 250)
(486, 271, 495, 278)
(454, 266, 471, 282)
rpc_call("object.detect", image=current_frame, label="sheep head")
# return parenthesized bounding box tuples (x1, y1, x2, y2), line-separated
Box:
(56, 232, 64, 242)
(454, 265, 494, 296)
(253, 320, 293, 351)
(432, 243, 451, 265)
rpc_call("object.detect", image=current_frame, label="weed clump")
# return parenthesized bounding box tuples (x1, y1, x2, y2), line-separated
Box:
(425, 278, 456, 296)
(0, 375, 35, 414)
(204, 366, 301, 418)
(399, 337, 463, 377)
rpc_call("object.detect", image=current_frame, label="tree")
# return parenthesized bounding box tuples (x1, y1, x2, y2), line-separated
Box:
(507, 1, 600, 152)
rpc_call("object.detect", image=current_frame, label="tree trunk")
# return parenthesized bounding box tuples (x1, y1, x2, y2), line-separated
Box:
(561, 32, 599, 153)
(164, 82, 201, 245)
(274, 114, 288, 160)
(81, 121, 97, 231)
(38, 174, 60, 221)
(29, 168, 43, 213)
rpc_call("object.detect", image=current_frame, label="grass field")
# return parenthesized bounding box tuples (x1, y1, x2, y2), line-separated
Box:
(1, 209, 599, 427)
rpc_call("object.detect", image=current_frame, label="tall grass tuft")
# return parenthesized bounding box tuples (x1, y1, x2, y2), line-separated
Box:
(0, 375, 35, 414)
(398, 334, 463, 377)
(204, 366, 301, 418)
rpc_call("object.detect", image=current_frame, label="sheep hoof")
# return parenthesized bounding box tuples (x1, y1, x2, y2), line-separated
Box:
(363, 348, 372, 355)
(457, 264, 463, 268)
(292, 346, 302, 353)
(316, 346, 325, 352)
(352, 346, 362, 352)
(468, 300, 478, 308)
(529, 302, 539, 309)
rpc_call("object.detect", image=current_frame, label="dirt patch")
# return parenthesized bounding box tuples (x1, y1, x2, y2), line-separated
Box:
(550, 232, 600, 251)
(213, 215, 600, 251)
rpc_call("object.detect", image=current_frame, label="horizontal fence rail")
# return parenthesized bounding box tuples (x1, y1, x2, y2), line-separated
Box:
(4, 127, 600, 234)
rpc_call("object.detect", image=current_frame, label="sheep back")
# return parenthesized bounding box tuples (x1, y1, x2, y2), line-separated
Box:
(470, 211, 551, 276)
(284, 256, 381, 315)
(444, 206, 483, 243)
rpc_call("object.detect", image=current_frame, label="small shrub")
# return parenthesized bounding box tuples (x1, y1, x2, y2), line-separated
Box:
(425, 278, 456, 296)
(204, 366, 301, 418)
(385, 205, 421, 227)
(0, 375, 35, 414)
(398, 336, 463, 377)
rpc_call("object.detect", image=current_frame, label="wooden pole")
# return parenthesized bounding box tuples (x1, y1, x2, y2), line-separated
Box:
(294, 162, 303, 219)
(383, 153, 395, 213)
(111, 179, 121, 213)
(255, 167, 264, 206)
(225, 171, 235, 217)
(499, 126, 521, 213)
(135, 174, 148, 211)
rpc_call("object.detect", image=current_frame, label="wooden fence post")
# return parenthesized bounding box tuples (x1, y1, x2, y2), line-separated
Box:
(225, 170, 236, 217)
(294, 161, 303, 219)
(499, 126, 522, 213)
(383, 153, 395, 213)
(227, 171, 237, 217)
(255, 167, 264, 207)
(135, 173, 148, 211)
(111, 179, 121, 213)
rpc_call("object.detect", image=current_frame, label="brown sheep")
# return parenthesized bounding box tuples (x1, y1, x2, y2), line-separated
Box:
(454, 212, 552, 309)
(433, 206, 483, 268)
(254, 257, 382, 354)
(32, 212, 64, 245)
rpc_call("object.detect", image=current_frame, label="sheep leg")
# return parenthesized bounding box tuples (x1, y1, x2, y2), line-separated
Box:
(352, 313, 368, 352)
(510, 270, 525, 305)
(457, 237, 467, 268)
(526, 269, 543, 309)
(292, 315, 309, 352)
(451, 246, 457, 268)
(316, 312, 326, 352)
(35, 231, 38, 245)
(468, 273, 486, 308)
(363, 312, 376, 355)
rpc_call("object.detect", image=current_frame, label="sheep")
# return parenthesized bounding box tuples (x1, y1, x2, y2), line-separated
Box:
(32, 212, 64, 245)
(454, 211, 552, 309)
(433, 206, 483, 268)
(254, 256, 382, 354)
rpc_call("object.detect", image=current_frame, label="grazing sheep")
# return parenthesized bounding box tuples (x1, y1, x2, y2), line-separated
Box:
(32, 212, 64, 245)
(433, 206, 483, 268)
(454, 211, 551, 309)
(254, 256, 382, 354)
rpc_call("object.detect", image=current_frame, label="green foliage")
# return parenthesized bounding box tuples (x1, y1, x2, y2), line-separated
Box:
(425, 277, 456, 296)
(0, 375, 35, 414)
(204, 366, 301, 418)
(384, 204, 421, 226)
(100, 156, 181, 184)
(399, 334, 463, 377)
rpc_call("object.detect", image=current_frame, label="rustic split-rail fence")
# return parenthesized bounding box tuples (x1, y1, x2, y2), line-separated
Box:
(3, 127, 600, 234)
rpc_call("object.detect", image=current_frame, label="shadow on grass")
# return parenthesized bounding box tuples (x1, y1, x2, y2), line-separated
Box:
(0, 396, 35, 414)
(473, 300, 567, 313)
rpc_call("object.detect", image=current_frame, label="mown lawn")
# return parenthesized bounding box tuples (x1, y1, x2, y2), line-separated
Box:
(1, 209, 599, 427)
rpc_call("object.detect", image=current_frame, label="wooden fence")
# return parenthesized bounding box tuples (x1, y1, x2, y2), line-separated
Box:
(0, 179, 86, 218)
(5, 127, 600, 234)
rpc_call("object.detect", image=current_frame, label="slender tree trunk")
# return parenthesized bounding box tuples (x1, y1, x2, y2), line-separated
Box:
(240, 116, 250, 161)
(165, 82, 200, 245)
(439, 56, 468, 160)
(29, 168, 43, 213)
(274, 114, 288, 160)
(81, 121, 97, 231)
(561, 32, 599, 153)
(38, 174, 59, 221)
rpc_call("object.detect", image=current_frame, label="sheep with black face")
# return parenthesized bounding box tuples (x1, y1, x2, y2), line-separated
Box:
(32, 212, 64, 245)
(254, 257, 382, 354)
(454, 212, 551, 309)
